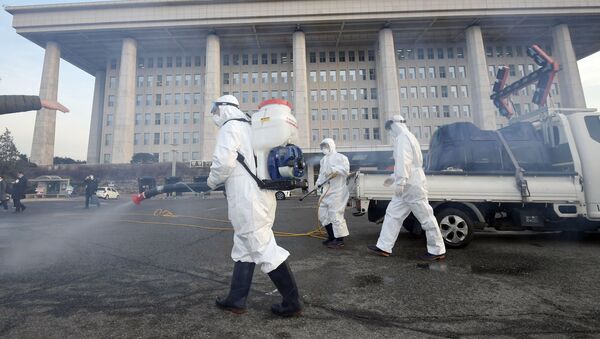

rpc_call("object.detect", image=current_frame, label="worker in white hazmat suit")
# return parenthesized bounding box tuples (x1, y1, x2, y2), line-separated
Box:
(316, 138, 350, 249)
(367, 115, 446, 261)
(207, 95, 302, 317)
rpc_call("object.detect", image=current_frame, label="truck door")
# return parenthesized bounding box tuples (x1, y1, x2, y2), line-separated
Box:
(566, 113, 600, 219)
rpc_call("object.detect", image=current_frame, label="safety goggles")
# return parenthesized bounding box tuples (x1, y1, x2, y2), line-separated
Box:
(210, 101, 239, 114)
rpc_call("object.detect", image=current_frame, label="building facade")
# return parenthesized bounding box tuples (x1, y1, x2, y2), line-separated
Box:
(7, 0, 599, 166)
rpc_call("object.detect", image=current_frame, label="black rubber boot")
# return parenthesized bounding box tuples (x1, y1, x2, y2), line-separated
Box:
(268, 261, 302, 317)
(216, 261, 256, 314)
(327, 237, 345, 249)
(322, 223, 335, 245)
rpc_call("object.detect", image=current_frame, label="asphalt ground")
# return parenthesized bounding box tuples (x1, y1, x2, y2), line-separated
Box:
(0, 195, 599, 338)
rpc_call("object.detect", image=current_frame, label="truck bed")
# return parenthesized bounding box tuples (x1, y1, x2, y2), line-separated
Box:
(351, 170, 582, 204)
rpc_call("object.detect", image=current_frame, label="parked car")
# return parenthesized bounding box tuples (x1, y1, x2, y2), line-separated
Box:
(275, 190, 291, 200)
(96, 187, 120, 200)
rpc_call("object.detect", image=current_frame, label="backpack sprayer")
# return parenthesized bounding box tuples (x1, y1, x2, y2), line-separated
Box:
(132, 99, 307, 205)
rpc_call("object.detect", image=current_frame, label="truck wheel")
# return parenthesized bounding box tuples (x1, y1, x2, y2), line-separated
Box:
(436, 208, 474, 248)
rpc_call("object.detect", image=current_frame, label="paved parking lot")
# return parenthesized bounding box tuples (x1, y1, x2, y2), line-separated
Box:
(1, 195, 599, 337)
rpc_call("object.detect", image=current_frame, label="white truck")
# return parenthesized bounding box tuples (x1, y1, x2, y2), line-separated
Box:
(348, 109, 600, 248)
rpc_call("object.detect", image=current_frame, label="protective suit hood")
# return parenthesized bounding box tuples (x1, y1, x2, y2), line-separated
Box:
(320, 138, 337, 154)
(213, 105, 249, 128)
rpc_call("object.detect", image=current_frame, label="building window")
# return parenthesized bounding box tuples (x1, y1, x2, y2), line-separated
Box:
(174, 112, 180, 124)
(460, 85, 468, 98)
(155, 113, 161, 125)
(439, 66, 446, 78)
(348, 50, 355, 62)
(144, 113, 151, 125)
(166, 56, 173, 67)
(363, 128, 370, 140)
(457, 47, 464, 58)
(135, 113, 141, 126)
(154, 133, 160, 145)
(312, 129, 319, 142)
(163, 132, 170, 144)
(351, 108, 358, 120)
(448, 66, 455, 79)
(349, 69, 356, 81)
(447, 47, 454, 59)
(352, 128, 359, 141)
(143, 133, 150, 145)
(372, 107, 379, 120)
(370, 88, 378, 100)
(104, 133, 112, 146)
(462, 105, 471, 117)
(458, 66, 466, 78)
(193, 112, 200, 124)
(427, 48, 434, 59)
(418, 67, 425, 79)
(103, 154, 111, 164)
(358, 50, 365, 62)
(441, 86, 448, 98)
(134, 133, 141, 145)
(311, 109, 318, 121)
(232, 54, 239, 66)
(408, 67, 416, 80)
(271, 53, 278, 64)
(428, 67, 435, 79)
(417, 48, 425, 60)
(108, 95, 115, 107)
(157, 57, 163, 68)
(398, 68, 406, 80)
(106, 114, 113, 126)
(339, 51, 346, 62)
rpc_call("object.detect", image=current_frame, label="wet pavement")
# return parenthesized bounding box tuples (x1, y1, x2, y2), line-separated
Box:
(0, 195, 599, 338)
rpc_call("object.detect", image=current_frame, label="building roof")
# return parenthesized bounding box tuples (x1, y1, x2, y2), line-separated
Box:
(7, 0, 600, 74)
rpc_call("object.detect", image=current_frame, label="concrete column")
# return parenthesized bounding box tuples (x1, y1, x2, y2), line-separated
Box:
(552, 24, 586, 108)
(378, 28, 401, 122)
(111, 38, 137, 164)
(30, 41, 60, 166)
(293, 30, 310, 149)
(466, 25, 496, 130)
(86, 70, 106, 164)
(202, 34, 221, 161)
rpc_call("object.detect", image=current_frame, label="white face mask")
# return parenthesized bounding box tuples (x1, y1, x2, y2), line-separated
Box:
(212, 113, 221, 127)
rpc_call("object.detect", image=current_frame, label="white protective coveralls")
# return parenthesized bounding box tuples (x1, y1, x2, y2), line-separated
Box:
(207, 104, 289, 273)
(375, 119, 446, 255)
(316, 138, 350, 238)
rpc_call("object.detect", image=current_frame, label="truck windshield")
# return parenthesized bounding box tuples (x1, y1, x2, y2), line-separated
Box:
(585, 115, 600, 143)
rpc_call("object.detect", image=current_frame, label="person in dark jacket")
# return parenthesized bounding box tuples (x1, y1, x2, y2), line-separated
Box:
(0, 175, 9, 211)
(84, 175, 99, 208)
(11, 171, 27, 213)
(0, 95, 69, 115)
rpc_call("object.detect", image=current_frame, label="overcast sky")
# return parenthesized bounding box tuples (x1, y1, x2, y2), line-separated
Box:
(1, 0, 600, 161)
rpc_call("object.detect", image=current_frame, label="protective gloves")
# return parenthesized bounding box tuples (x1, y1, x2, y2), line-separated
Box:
(394, 184, 405, 196)
(383, 177, 394, 187)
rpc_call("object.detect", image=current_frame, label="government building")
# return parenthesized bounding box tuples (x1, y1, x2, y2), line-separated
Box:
(6, 0, 600, 169)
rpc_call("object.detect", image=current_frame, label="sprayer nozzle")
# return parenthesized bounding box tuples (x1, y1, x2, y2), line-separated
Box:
(131, 193, 145, 205)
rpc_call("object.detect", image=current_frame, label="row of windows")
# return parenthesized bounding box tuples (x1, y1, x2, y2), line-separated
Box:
(400, 85, 469, 99)
(109, 74, 204, 89)
(397, 47, 465, 61)
(107, 93, 203, 107)
(223, 52, 291, 66)
(487, 64, 544, 79)
(399, 105, 472, 119)
(224, 71, 291, 85)
(110, 55, 203, 70)
(310, 88, 378, 102)
(311, 127, 381, 143)
(123, 132, 202, 146)
(311, 107, 380, 121)
(484, 45, 552, 59)
(309, 69, 376, 82)
(230, 90, 292, 104)
(309, 50, 376, 64)
(399, 66, 467, 80)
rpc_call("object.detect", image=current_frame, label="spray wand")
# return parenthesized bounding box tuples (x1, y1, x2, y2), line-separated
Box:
(131, 181, 223, 205)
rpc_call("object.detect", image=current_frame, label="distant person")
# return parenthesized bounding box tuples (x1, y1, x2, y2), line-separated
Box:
(0, 175, 9, 211)
(83, 175, 99, 208)
(315, 138, 350, 249)
(11, 171, 28, 213)
(367, 115, 446, 261)
(0, 95, 69, 115)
